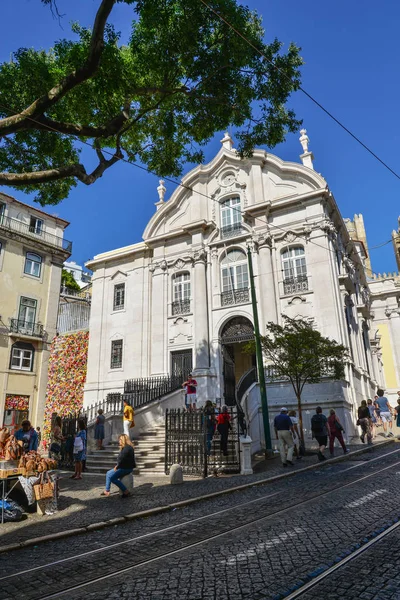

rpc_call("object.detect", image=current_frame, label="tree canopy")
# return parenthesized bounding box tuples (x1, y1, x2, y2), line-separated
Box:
(0, 0, 302, 205)
(257, 316, 348, 444)
(61, 268, 81, 291)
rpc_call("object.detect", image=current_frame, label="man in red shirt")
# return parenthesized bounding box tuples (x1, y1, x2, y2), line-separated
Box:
(182, 374, 198, 411)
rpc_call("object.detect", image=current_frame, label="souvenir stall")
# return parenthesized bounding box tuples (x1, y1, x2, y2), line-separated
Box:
(0, 427, 58, 523)
(2, 395, 29, 434)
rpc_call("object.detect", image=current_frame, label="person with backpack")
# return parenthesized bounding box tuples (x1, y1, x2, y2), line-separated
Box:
(71, 419, 86, 480)
(311, 406, 330, 461)
(358, 400, 372, 445)
(203, 400, 216, 455)
(327, 409, 348, 457)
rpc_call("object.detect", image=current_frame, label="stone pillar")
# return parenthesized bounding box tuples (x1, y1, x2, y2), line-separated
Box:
(258, 237, 278, 325)
(239, 436, 253, 475)
(192, 248, 211, 401)
(150, 261, 167, 374)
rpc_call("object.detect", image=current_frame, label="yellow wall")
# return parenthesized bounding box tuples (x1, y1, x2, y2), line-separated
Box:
(378, 323, 398, 389)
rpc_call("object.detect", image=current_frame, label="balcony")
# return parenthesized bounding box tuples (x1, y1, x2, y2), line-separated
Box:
(283, 275, 309, 295)
(221, 222, 243, 240)
(221, 288, 250, 306)
(0, 215, 72, 253)
(172, 299, 190, 315)
(9, 319, 44, 338)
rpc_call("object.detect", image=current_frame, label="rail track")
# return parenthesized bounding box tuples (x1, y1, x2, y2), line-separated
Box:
(1, 447, 399, 600)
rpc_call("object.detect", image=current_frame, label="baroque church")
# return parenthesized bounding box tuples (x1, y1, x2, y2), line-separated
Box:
(83, 131, 397, 448)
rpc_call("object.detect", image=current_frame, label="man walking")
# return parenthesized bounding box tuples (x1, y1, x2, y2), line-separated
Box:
(274, 407, 295, 467)
(374, 390, 393, 437)
(311, 406, 330, 461)
(123, 398, 135, 439)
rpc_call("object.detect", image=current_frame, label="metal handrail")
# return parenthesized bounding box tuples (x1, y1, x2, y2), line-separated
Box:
(0, 214, 72, 253)
(9, 318, 44, 338)
(221, 288, 250, 306)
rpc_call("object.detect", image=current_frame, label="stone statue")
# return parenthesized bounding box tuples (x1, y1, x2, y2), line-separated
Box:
(299, 129, 309, 153)
(157, 179, 166, 203)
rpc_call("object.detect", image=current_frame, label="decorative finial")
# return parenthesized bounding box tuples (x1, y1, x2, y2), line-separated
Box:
(220, 131, 233, 151)
(299, 129, 309, 153)
(157, 179, 166, 202)
(299, 128, 314, 170)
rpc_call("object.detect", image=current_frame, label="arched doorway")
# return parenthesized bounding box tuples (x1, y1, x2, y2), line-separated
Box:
(220, 316, 256, 405)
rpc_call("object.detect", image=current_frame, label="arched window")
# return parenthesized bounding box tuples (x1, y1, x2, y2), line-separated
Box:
(172, 272, 191, 315)
(24, 252, 42, 277)
(220, 196, 241, 238)
(281, 246, 308, 294)
(221, 249, 249, 305)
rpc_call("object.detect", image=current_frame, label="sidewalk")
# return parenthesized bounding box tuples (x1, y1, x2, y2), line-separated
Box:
(0, 436, 394, 550)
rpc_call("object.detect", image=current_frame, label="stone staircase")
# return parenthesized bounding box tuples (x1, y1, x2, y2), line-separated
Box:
(85, 424, 166, 475)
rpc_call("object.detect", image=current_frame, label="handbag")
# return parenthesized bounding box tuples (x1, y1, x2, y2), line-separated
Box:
(73, 435, 84, 452)
(33, 472, 54, 501)
(50, 442, 61, 454)
(335, 419, 344, 432)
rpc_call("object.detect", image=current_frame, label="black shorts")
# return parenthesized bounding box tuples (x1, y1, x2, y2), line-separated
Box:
(315, 435, 327, 447)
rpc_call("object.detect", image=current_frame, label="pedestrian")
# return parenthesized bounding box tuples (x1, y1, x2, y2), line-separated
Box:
(101, 434, 136, 498)
(182, 373, 198, 411)
(374, 394, 382, 428)
(94, 409, 106, 450)
(374, 390, 393, 437)
(123, 399, 135, 439)
(367, 399, 377, 438)
(394, 396, 400, 437)
(311, 406, 330, 461)
(15, 420, 39, 453)
(36, 426, 42, 450)
(49, 416, 63, 462)
(217, 406, 231, 456)
(274, 407, 295, 467)
(203, 400, 216, 456)
(357, 400, 372, 445)
(288, 410, 302, 460)
(71, 419, 86, 480)
(327, 409, 348, 456)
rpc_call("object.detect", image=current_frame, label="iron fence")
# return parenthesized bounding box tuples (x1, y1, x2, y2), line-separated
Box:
(165, 407, 241, 477)
(124, 375, 182, 409)
(9, 318, 44, 338)
(220, 288, 250, 306)
(283, 275, 309, 295)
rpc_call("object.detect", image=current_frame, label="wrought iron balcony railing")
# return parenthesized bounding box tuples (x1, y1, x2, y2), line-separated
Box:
(172, 299, 190, 315)
(283, 275, 309, 295)
(9, 319, 44, 338)
(0, 215, 72, 253)
(220, 222, 243, 240)
(221, 288, 250, 306)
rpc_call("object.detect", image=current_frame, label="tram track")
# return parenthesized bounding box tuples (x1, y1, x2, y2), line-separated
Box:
(2, 448, 400, 600)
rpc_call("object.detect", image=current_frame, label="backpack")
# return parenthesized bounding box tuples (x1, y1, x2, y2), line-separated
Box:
(311, 414, 325, 435)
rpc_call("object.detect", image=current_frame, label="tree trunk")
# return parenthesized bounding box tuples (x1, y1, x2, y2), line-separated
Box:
(296, 391, 305, 446)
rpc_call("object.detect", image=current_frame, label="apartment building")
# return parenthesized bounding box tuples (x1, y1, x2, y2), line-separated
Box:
(0, 192, 71, 430)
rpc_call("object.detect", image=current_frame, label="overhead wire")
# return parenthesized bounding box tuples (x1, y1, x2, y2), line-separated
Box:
(0, 90, 392, 281)
(198, 0, 400, 182)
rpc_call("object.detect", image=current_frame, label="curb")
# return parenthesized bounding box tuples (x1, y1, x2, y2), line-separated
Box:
(0, 438, 394, 554)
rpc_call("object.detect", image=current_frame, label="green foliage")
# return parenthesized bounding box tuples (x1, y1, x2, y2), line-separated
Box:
(61, 268, 80, 291)
(248, 316, 348, 443)
(0, 0, 302, 204)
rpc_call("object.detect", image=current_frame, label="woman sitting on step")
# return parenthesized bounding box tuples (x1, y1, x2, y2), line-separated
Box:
(101, 434, 136, 498)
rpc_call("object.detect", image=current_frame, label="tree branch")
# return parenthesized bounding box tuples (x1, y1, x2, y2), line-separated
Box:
(0, 0, 116, 134)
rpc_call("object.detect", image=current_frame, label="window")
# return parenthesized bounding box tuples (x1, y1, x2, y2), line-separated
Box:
(362, 321, 371, 376)
(0, 202, 5, 223)
(220, 197, 241, 238)
(29, 216, 43, 235)
(113, 283, 125, 311)
(172, 273, 191, 315)
(110, 339, 123, 369)
(221, 249, 248, 291)
(281, 246, 308, 294)
(220, 249, 249, 305)
(18, 297, 37, 326)
(24, 252, 42, 277)
(10, 343, 34, 371)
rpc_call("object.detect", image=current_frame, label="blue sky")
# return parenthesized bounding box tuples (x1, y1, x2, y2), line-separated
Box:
(0, 0, 399, 273)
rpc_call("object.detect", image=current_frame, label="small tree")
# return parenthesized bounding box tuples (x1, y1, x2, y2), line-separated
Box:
(61, 268, 80, 291)
(258, 316, 348, 445)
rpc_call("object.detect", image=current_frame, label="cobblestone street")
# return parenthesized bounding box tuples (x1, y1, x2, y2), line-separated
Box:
(1, 442, 400, 599)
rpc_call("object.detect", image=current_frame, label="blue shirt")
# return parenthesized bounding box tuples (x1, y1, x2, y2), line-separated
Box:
(375, 397, 390, 413)
(15, 427, 39, 452)
(274, 414, 293, 431)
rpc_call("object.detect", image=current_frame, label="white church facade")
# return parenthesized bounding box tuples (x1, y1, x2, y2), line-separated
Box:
(84, 132, 384, 444)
